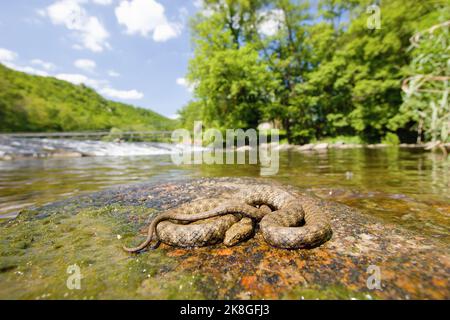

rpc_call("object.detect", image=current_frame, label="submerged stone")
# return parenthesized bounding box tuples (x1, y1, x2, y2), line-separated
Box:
(0, 177, 448, 299)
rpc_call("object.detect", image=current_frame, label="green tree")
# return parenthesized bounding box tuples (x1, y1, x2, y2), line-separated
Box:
(178, 0, 449, 144)
(390, 19, 449, 147)
(187, 0, 277, 130)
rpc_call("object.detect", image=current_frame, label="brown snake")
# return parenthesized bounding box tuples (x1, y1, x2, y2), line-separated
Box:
(123, 185, 332, 252)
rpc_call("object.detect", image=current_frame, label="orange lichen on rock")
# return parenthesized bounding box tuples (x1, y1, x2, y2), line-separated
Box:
(241, 275, 257, 290)
(215, 248, 233, 256)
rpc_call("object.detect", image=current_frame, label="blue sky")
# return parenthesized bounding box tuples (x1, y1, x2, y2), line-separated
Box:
(0, 0, 201, 119)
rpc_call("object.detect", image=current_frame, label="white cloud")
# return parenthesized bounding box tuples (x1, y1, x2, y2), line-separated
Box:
(100, 87, 144, 99)
(11, 64, 49, 77)
(36, 8, 47, 17)
(55, 73, 143, 100)
(193, 0, 203, 8)
(193, 0, 214, 17)
(108, 70, 120, 77)
(115, 0, 182, 42)
(55, 73, 101, 88)
(74, 58, 96, 72)
(31, 59, 56, 71)
(178, 7, 189, 20)
(153, 23, 182, 42)
(258, 9, 284, 37)
(43, 0, 110, 52)
(176, 77, 194, 92)
(176, 77, 187, 86)
(92, 0, 113, 5)
(0, 49, 50, 76)
(0, 48, 18, 63)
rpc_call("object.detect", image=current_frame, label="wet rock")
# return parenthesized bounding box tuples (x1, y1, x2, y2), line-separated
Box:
(0, 154, 13, 161)
(50, 151, 83, 158)
(295, 144, 314, 151)
(0, 177, 448, 300)
(399, 143, 425, 149)
(274, 144, 294, 151)
(424, 141, 441, 150)
(336, 143, 363, 149)
(331, 141, 345, 148)
(313, 143, 329, 150)
(236, 145, 253, 152)
(367, 144, 389, 148)
(294, 142, 367, 151)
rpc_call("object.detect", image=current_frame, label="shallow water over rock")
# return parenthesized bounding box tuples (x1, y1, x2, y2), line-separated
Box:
(0, 178, 448, 299)
(1, 147, 448, 242)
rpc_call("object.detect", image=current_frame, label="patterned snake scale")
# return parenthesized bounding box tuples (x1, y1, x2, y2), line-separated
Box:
(123, 185, 332, 252)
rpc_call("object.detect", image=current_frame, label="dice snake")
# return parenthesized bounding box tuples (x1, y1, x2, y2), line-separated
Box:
(123, 185, 332, 252)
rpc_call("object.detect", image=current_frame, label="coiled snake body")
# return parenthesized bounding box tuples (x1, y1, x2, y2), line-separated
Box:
(123, 185, 332, 252)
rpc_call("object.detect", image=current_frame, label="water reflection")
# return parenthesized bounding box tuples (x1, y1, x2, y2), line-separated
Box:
(0, 148, 449, 240)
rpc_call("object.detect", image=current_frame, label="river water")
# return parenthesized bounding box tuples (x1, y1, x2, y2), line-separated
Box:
(0, 143, 449, 241)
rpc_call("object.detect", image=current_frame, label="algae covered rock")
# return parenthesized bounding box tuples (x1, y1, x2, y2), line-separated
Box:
(0, 178, 448, 299)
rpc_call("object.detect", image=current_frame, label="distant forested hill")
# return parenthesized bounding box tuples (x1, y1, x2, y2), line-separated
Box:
(0, 64, 175, 132)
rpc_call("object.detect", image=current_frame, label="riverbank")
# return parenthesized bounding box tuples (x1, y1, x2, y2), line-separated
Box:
(1, 177, 448, 299)
(268, 141, 450, 152)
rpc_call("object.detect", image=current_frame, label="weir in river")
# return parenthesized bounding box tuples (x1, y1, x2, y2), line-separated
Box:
(0, 130, 173, 141)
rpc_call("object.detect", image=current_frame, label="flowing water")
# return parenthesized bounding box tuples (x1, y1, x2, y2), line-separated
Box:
(0, 142, 449, 241)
